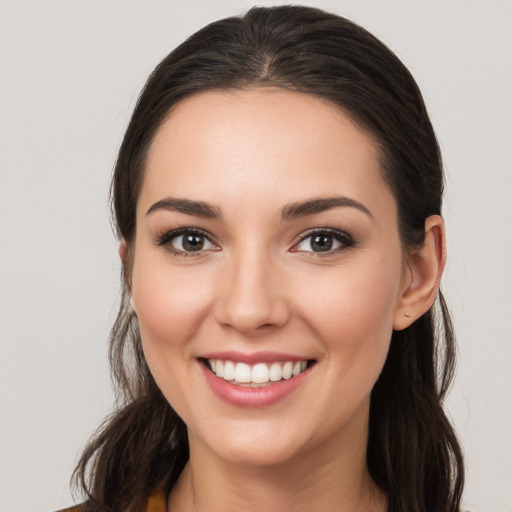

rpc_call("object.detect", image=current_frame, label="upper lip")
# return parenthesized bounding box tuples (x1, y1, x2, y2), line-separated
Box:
(199, 351, 311, 365)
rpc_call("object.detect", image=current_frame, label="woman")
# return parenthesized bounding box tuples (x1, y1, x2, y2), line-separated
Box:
(69, 5, 464, 512)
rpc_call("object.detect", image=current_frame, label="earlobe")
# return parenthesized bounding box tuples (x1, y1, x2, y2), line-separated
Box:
(118, 238, 134, 293)
(119, 239, 136, 312)
(393, 215, 446, 330)
(118, 239, 128, 263)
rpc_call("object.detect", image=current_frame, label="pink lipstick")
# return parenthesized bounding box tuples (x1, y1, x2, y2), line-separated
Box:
(198, 352, 313, 407)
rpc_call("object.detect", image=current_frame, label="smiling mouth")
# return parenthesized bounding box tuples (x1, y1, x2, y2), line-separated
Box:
(200, 358, 315, 387)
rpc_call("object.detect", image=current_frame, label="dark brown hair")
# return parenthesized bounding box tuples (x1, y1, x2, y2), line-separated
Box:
(73, 5, 464, 511)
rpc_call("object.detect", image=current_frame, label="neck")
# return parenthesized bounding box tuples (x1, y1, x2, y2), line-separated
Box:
(168, 412, 386, 512)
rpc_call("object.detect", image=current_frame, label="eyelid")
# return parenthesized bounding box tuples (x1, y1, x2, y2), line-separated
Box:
(290, 227, 357, 254)
(154, 226, 356, 257)
(154, 227, 220, 255)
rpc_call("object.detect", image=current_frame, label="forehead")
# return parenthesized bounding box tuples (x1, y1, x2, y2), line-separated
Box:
(139, 88, 395, 218)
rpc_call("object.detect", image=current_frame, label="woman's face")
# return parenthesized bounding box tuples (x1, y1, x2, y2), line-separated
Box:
(130, 89, 410, 466)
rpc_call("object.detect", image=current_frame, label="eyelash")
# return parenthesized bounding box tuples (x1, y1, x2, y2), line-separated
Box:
(154, 227, 357, 257)
(292, 228, 357, 256)
(154, 227, 218, 257)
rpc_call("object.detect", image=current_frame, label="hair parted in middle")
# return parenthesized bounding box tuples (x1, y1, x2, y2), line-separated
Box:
(73, 6, 464, 512)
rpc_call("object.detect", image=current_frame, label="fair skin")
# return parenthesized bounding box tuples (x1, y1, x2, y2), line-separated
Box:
(121, 88, 445, 512)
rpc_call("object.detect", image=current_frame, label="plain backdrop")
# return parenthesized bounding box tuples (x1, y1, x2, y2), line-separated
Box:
(0, 1, 511, 511)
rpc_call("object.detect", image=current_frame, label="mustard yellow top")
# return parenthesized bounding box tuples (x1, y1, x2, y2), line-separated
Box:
(57, 486, 167, 512)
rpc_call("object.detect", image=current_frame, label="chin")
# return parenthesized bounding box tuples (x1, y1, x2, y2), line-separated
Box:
(189, 420, 314, 468)
(213, 440, 306, 468)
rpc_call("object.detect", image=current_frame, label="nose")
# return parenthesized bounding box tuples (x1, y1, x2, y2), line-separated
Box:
(214, 248, 290, 335)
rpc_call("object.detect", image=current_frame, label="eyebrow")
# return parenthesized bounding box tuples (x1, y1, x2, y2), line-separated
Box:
(146, 197, 222, 219)
(279, 196, 373, 220)
(145, 195, 372, 221)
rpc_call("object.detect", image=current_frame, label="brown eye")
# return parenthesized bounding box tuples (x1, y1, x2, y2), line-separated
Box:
(181, 234, 205, 251)
(293, 229, 355, 254)
(170, 232, 216, 252)
(310, 234, 333, 252)
(156, 228, 218, 255)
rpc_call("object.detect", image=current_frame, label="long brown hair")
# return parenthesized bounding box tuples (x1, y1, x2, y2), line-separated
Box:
(73, 6, 464, 511)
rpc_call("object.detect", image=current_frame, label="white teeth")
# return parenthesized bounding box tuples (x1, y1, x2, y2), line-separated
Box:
(269, 362, 282, 381)
(215, 360, 224, 378)
(252, 363, 269, 383)
(223, 361, 235, 381)
(282, 361, 293, 380)
(209, 359, 309, 384)
(234, 362, 251, 383)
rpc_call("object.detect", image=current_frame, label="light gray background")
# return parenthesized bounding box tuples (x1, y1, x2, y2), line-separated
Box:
(1, 1, 511, 511)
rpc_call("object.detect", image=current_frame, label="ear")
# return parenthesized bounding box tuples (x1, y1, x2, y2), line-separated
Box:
(118, 238, 134, 299)
(393, 215, 446, 330)
(118, 238, 128, 264)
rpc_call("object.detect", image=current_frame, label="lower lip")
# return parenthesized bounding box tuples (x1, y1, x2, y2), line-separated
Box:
(200, 362, 311, 408)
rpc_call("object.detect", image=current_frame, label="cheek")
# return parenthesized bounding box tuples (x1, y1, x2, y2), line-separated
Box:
(131, 257, 213, 345)
(130, 254, 216, 418)
(295, 251, 403, 369)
